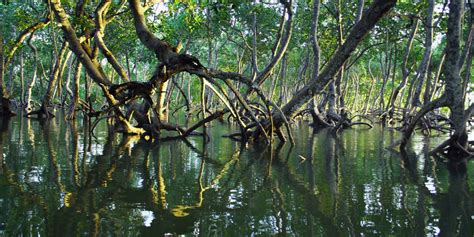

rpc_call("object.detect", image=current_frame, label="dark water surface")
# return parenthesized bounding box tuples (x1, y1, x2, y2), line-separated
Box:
(0, 115, 473, 236)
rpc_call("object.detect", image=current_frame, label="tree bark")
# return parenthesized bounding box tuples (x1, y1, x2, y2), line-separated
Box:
(4, 15, 51, 67)
(95, 0, 130, 82)
(275, 0, 396, 124)
(66, 61, 82, 120)
(334, 0, 346, 115)
(400, 0, 471, 161)
(34, 41, 69, 118)
(427, 51, 446, 104)
(50, 0, 111, 86)
(26, 33, 38, 113)
(128, 0, 177, 64)
(411, 0, 434, 107)
(0, 14, 50, 116)
(461, 15, 474, 102)
(253, 0, 293, 87)
(251, 0, 259, 80)
(0, 34, 14, 116)
(20, 52, 25, 106)
(363, 58, 376, 114)
(444, 0, 468, 156)
(388, 18, 419, 116)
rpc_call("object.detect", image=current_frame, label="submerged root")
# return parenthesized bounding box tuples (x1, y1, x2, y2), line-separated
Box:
(26, 106, 54, 119)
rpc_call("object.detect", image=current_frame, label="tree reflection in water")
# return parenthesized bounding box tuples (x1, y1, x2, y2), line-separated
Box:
(0, 116, 473, 236)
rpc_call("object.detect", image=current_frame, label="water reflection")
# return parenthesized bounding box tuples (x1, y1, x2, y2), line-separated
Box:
(0, 116, 473, 236)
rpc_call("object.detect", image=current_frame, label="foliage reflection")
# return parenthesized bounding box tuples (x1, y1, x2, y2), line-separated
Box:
(0, 116, 473, 236)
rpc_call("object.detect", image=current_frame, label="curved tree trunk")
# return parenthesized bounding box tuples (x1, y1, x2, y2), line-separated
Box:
(275, 0, 397, 126)
(50, 0, 111, 86)
(252, 1, 293, 88)
(95, 0, 130, 83)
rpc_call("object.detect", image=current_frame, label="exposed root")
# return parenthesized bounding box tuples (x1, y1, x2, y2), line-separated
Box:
(399, 96, 448, 149)
(350, 122, 374, 128)
(26, 106, 54, 119)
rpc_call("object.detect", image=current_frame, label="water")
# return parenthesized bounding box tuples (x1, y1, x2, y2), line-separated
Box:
(0, 115, 473, 236)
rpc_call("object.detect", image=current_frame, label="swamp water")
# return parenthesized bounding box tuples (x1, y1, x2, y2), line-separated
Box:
(0, 115, 473, 236)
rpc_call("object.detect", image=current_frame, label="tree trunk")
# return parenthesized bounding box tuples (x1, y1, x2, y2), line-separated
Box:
(388, 19, 419, 117)
(26, 34, 38, 113)
(351, 74, 360, 111)
(95, 0, 129, 83)
(0, 35, 14, 116)
(461, 14, 473, 102)
(252, 1, 292, 88)
(276, 0, 396, 125)
(411, 0, 434, 107)
(327, 82, 338, 119)
(251, 0, 258, 81)
(67, 61, 82, 120)
(400, 0, 471, 163)
(64, 55, 74, 106)
(428, 52, 445, 103)
(378, 39, 393, 113)
(444, 0, 468, 158)
(277, 56, 288, 106)
(335, 0, 346, 116)
(36, 41, 69, 118)
(55, 51, 72, 103)
(363, 58, 376, 114)
(20, 52, 25, 106)
(50, 0, 111, 86)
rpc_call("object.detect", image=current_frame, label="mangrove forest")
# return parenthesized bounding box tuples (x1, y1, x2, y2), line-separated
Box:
(0, 0, 473, 235)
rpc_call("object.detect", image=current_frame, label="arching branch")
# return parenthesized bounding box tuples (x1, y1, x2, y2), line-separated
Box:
(50, 0, 112, 86)
(95, 0, 130, 82)
(5, 14, 51, 66)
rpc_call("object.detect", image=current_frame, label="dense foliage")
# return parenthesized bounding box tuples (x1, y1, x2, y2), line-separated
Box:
(0, 0, 472, 160)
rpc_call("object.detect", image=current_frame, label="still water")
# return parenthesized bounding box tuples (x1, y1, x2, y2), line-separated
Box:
(0, 115, 473, 236)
